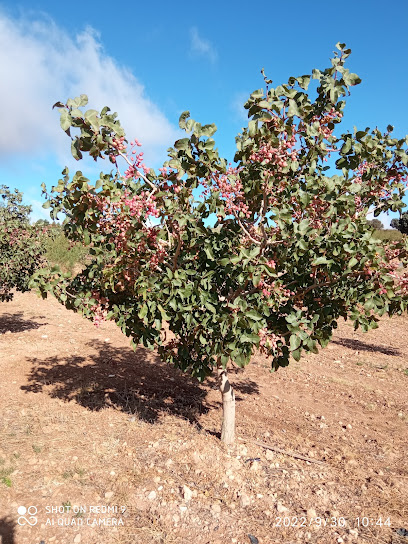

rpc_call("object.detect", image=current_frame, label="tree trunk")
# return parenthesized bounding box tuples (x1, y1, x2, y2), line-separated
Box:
(217, 364, 235, 445)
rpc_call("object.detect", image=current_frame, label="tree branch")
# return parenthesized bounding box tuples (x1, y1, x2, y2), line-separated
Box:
(172, 231, 183, 272)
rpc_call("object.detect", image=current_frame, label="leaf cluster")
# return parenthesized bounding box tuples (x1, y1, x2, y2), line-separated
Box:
(32, 45, 408, 378)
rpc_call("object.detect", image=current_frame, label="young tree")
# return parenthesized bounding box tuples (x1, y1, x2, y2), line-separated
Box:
(0, 186, 47, 301)
(32, 44, 408, 444)
(390, 218, 400, 230)
(390, 213, 408, 234)
(367, 218, 384, 230)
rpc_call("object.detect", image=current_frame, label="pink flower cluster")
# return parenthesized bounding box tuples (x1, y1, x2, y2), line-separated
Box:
(258, 327, 281, 356)
(89, 291, 109, 327)
(258, 279, 294, 302)
(311, 107, 343, 139)
(202, 166, 250, 218)
(249, 125, 298, 169)
(123, 191, 160, 219)
(111, 136, 127, 152)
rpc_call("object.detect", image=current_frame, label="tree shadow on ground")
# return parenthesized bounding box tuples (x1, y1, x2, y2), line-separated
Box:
(0, 517, 15, 544)
(22, 339, 260, 427)
(0, 312, 46, 334)
(332, 337, 400, 356)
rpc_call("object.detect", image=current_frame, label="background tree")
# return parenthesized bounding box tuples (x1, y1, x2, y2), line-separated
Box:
(0, 186, 47, 301)
(390, 213, 408, 234)
(367, 218, 384, 230)
(32, 44, 408, 444)
(34, 218, 50, 227)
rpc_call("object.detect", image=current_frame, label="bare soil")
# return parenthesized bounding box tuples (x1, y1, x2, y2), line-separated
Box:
(0, 292, 407, 544)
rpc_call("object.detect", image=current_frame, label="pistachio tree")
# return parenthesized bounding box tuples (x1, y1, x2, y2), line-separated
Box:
(32, 44, 408, 444)
(0, 186, 47, 302)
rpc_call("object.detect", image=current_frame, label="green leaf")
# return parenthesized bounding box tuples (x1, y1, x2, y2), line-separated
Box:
(297, 75, 311, 90)
(179, 111, 190, 130)
(288, 99, 301, 117)
(292, 348, 301, 361)
(60, 110, 72, 132)
(253, 271, 262, 287)
(248, 120, 257, 137)
(241, 333, 260, 344)
(312, 256, 329, 265)
(71, 140, 83, 161)
(138, 304, 148, 319)
(174, 138, 189, 151)
(246, 310, 262, 321)
(204, 246, 215, 260)
(290, 334, 301, 351)
(78, 94, 88, 107)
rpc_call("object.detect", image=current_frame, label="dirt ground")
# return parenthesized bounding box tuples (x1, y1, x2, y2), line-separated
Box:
(0, 292, 407, 544)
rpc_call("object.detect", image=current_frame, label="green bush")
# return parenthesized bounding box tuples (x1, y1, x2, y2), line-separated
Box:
(372, 229, 403, 241)
(44, 227, 88, 274)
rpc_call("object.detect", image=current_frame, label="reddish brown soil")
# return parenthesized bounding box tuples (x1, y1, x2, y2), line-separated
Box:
(0, 292, 407, 544)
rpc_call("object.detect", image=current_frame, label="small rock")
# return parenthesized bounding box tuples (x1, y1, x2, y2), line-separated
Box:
(104, 491, 114, 499)
(41, 335, 48, 339)
(240, 493, 251, 507)
(347, 424, 352, 430)
(265, 450, 274, 461)
(182, 485, 193, 502)
(211, 503, 221, 514)
(147, 491, 156, 500)
(192, 451, 201, 464)
(74, 535, 81, 543)
(238, 445, 248, 456)
(307, 508, 317, 518)
(277, 502, 288, 513)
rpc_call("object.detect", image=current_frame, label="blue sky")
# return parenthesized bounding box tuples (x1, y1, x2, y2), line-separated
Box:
(0, 1, 407, 225)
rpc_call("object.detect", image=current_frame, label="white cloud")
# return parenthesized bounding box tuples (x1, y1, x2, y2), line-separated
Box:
(190, 27, 217, 63)
(0, 12, 178, 167)
(29, 199, 52, 223)
(231, 91, 251, 123)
